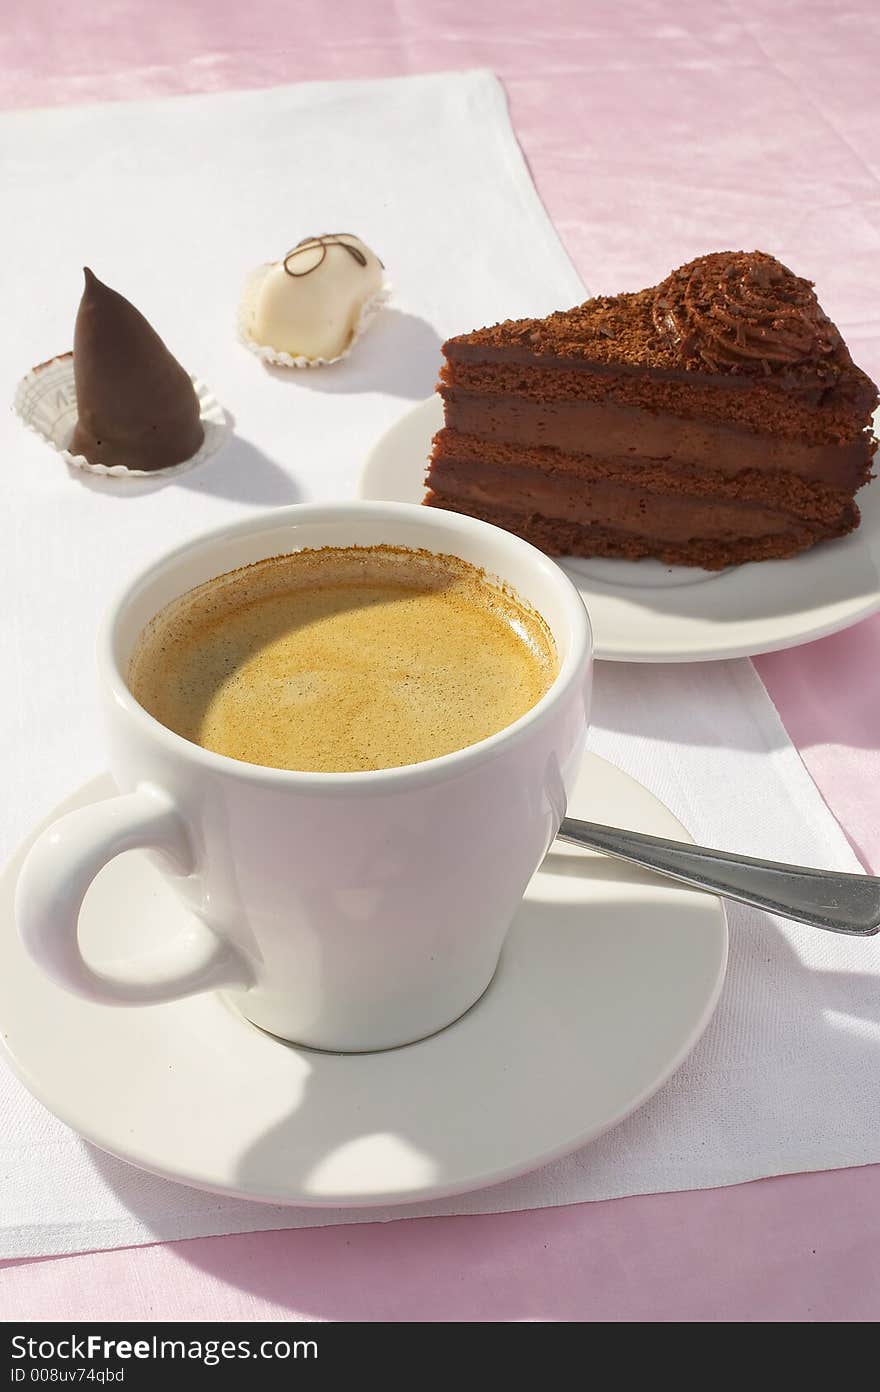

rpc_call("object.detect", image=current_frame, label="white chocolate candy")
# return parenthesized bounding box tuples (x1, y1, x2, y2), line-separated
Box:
(250, 234, 384, 361)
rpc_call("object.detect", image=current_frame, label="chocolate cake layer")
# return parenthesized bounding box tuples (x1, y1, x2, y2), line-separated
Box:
(431, 431, 856, 521)
(428, 454, 857, 544)
(424, 491, 852, 570)
(441, 358, 876, 444)
(439, 390, 873, 489)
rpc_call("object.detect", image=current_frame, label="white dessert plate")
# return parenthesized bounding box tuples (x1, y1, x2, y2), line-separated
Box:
(0, 755, 726, 1209)
(358, 395, 880, 662)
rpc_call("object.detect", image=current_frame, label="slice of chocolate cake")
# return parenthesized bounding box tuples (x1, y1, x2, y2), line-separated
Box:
(425, 252, 879, 568)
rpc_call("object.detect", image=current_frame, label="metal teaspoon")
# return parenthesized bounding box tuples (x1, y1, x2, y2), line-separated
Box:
(555, 818, 880, 935)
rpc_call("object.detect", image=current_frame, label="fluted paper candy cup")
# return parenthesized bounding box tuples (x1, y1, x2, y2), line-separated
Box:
(13, 354, 229, 479)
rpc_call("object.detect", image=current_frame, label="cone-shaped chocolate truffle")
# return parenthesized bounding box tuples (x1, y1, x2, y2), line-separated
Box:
(69, 268, 203, 470)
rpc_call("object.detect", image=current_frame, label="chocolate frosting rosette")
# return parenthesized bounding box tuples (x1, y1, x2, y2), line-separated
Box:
(651, 250, 845, 387)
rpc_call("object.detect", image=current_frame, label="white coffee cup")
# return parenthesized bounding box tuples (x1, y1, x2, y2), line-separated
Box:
(15, 502, 592, 1051)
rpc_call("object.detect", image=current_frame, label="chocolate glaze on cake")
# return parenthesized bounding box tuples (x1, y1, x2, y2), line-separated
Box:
(70, 269, 203, 471)
(425, 251, 879, 568)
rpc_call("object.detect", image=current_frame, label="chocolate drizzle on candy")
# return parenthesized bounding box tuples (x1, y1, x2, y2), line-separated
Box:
(652, 251, 843, 385)
(283, 234, 369, 277)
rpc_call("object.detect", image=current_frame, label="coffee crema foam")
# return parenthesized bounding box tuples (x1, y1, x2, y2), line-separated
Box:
(129, 545, 558, 773)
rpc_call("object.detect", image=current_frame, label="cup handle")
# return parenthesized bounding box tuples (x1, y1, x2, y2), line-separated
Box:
(15, 783, 253, 1005)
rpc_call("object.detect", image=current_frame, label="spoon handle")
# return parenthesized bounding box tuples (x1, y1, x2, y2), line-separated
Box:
(556, 818, 880, 936)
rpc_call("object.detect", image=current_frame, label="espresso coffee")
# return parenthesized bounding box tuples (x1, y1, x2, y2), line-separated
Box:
(129, 545, 558, 773)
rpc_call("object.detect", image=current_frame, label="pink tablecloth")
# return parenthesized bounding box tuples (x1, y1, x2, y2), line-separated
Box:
(2, 0, 879, 1322)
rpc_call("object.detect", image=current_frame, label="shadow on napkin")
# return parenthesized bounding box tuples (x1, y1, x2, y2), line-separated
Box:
(262, 310, 443, 400)
(80, 893, 880, 1320)
(70, 435, 304, 508)
(63, 870, 880, 1324)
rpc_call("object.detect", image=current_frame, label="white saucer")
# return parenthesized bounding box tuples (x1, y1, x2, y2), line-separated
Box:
(0, 756, 727, 1208)
(359, 395, 880, 662)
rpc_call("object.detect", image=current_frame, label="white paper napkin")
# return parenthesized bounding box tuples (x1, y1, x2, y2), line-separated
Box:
(1, 72, 876, 1260)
